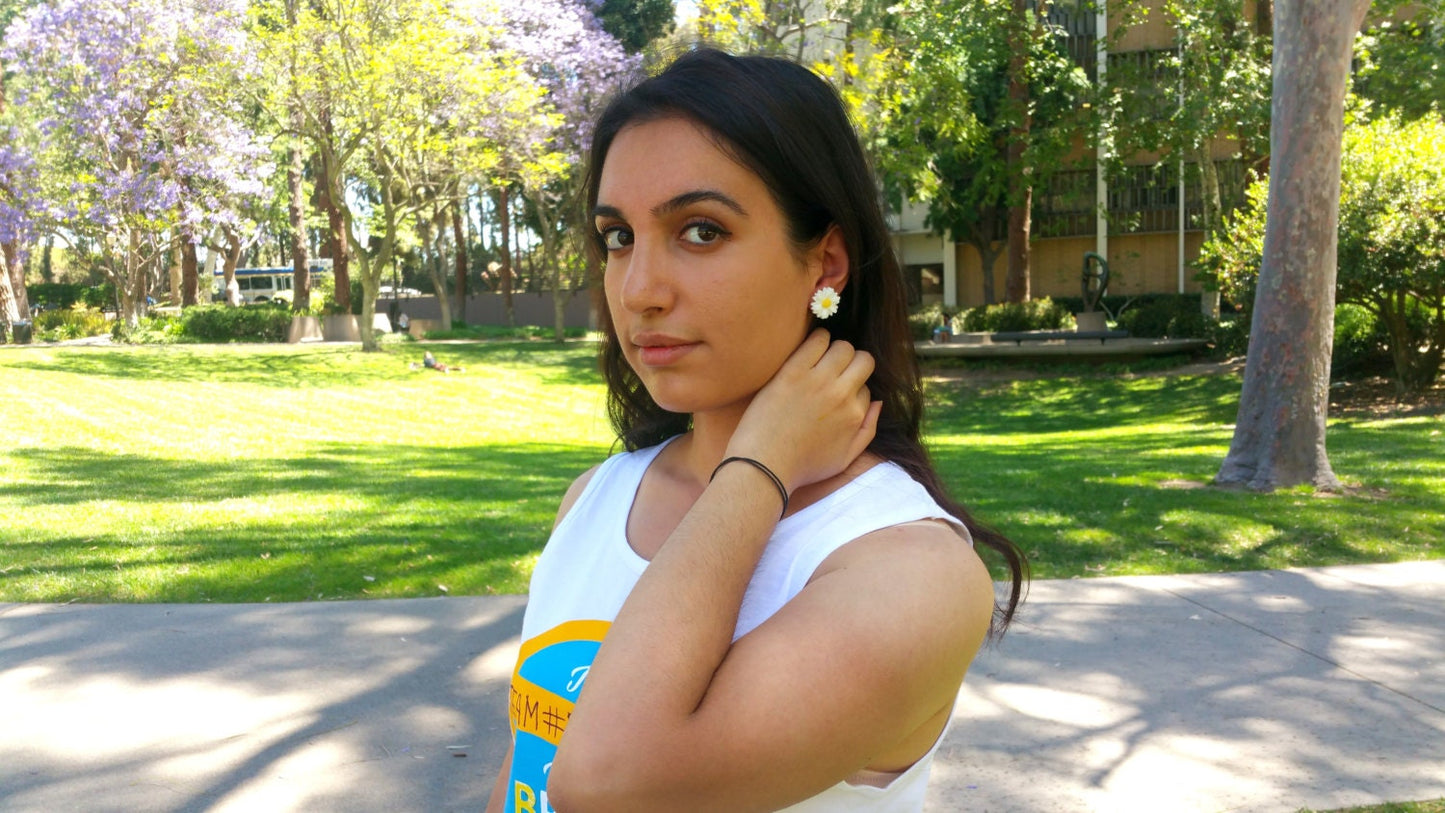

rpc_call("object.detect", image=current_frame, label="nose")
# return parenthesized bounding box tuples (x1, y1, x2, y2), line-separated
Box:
(616, 238, 674, 314)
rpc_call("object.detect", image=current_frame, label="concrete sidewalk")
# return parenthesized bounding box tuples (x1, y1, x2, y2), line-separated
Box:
(2, 561, 1442, 813)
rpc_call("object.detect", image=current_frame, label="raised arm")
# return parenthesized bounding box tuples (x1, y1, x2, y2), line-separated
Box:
(548, 332, 994, 811)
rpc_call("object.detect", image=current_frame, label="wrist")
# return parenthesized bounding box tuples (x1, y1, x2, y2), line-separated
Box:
(709, 456, 789, 519)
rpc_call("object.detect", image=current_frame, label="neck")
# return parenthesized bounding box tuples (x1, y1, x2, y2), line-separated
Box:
(676, 399, 752, 487)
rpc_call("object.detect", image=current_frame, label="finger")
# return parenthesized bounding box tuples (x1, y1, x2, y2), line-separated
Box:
(846, 400, 882, 461)
(853, 382, 872, 414)
(811, 337, 858, 377)
(841, 348, 874, 385)
(785, 328, 833, 373)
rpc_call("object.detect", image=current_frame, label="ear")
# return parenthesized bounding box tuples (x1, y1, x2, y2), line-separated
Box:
(808, 225, 850, 294)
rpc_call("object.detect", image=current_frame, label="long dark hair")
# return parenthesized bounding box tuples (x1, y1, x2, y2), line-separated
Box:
(583, 48, 1026, 633)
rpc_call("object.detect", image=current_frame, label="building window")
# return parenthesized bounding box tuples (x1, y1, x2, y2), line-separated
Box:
(1107, 159, 1248, 235)
(1045, 0, 1098, 79)
(1034, 170, 1098, 239)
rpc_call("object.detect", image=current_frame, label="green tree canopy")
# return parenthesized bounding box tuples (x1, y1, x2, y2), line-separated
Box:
(597, 0, 675, 53)
(1200, 115, 1445, 394)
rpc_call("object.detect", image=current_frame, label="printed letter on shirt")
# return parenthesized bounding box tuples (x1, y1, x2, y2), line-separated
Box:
(504, 620, 610, 813)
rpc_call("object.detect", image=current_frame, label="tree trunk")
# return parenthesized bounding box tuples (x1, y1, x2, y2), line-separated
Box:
(420, 213, 452, 332)
(315, 132, 350, 312)
(352, 142, 397, 353)
(121, 229, 146, 328)
(1005, 187, 1031, 303)
(202, 239, 218, 301)
(343, 190, 385, 353)
(1004, 0, 1034, 304)
(964, 215, 1002, 307)
(1214, 0, 1369, 493)
(180, 232, 199, 307)
(41, 236, 54, 282)
(222, 224, 243, 306)
(0, 66, 20, 327)
(554, 280, 567, 341)
(0, 243, 21, 326)
(498, 185, 515, 327)
(285, 0, 310, 314)
(977, 239, 1002, 307)
(451, 198, 467, 316)
(288, 143, 309, 312)
(1196, 148, 1222, 239)
(356, 253, 379, 351)
(168, 243, 181, 305)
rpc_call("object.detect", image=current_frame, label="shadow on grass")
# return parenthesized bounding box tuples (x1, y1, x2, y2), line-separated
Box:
(926, 373, 1243, 435)
(930, 417, 1445, 579)
(1, 441, 609, 602)
(1, 441, 601, 507)
(3, 340, 604, 389)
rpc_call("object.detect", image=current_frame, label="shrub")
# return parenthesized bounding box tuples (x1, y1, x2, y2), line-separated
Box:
(33, 305, 109, 341)
(122, 314, 186, 345)
(1209, 316, 1250, 360)
(27, 282, 116, 312)
(300, 273, 337, 316)
(957, 297, 1075, 333)
(908, 303, 958, 341)
(1194, 180, 1268, 320)
(1337, 116, 1445, 393)
(178, 304, 292, 343)
(349, 278, 365, 315)
(1204, 304, 1402, 379)
(1195, 115, 1445, 393)
(1115, 296, 1213, 339)
(1331, 302, 1394, 378)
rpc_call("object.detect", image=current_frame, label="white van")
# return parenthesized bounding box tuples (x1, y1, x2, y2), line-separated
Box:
(215, 261, 332, 304)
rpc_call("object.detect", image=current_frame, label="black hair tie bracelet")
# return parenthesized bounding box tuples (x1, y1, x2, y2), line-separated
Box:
(710, 456, 789, 520)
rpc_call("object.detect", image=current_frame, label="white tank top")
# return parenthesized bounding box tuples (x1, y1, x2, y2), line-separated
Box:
(504, 439, 968, 813)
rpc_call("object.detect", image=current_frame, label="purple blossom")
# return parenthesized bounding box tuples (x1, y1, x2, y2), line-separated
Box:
(1, 0, 267, 243)
(480, 0, 640, 159)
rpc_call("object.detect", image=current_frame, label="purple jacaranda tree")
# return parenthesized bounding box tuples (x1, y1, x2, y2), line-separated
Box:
(0, 127, 46, 326)
(480, 0, 639, 341)
(0, 0, 46, 326)
(2, 0, 271, 327)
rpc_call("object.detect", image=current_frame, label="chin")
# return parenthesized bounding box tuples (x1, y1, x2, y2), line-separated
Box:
(643, 386, 704, 416)
(644, 381, 752, 418)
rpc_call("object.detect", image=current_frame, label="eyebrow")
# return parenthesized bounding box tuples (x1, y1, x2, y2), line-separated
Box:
(592, 189, 749, 221)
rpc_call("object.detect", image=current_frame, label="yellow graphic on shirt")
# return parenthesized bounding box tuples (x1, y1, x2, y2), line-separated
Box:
(505, 619, 611, 813)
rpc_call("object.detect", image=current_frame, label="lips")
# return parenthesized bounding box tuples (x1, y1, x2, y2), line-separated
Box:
(631, 332, 699, 366)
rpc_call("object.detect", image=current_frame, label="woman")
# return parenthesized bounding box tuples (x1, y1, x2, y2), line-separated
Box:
(487, 48, 1026, 813)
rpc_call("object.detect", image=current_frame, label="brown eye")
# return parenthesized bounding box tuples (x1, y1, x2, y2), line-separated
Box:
(682, 222, 726, 245)
(601, 226, 633, 251)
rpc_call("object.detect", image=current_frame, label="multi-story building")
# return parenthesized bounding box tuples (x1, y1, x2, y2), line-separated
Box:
(890, 1, 1256, 311)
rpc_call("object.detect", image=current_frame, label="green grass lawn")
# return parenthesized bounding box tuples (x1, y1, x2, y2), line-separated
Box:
(926, 370, 1444, 578)
(1, 342, 1441, 603)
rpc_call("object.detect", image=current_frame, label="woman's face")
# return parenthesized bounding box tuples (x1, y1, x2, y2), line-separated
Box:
(595, 117, 823, 417)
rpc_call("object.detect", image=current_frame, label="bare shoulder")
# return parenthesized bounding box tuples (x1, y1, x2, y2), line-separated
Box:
(553, 463, 604, 530)
(810, 519, 995, 654)
(686, 518, 993, 787)
(815, 519, 990, 585)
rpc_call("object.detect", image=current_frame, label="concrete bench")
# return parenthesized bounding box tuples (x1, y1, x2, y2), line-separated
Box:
(990, 329, 1131, 345)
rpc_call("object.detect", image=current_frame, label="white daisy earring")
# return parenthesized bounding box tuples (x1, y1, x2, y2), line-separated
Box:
(810, 286, 840, 319)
